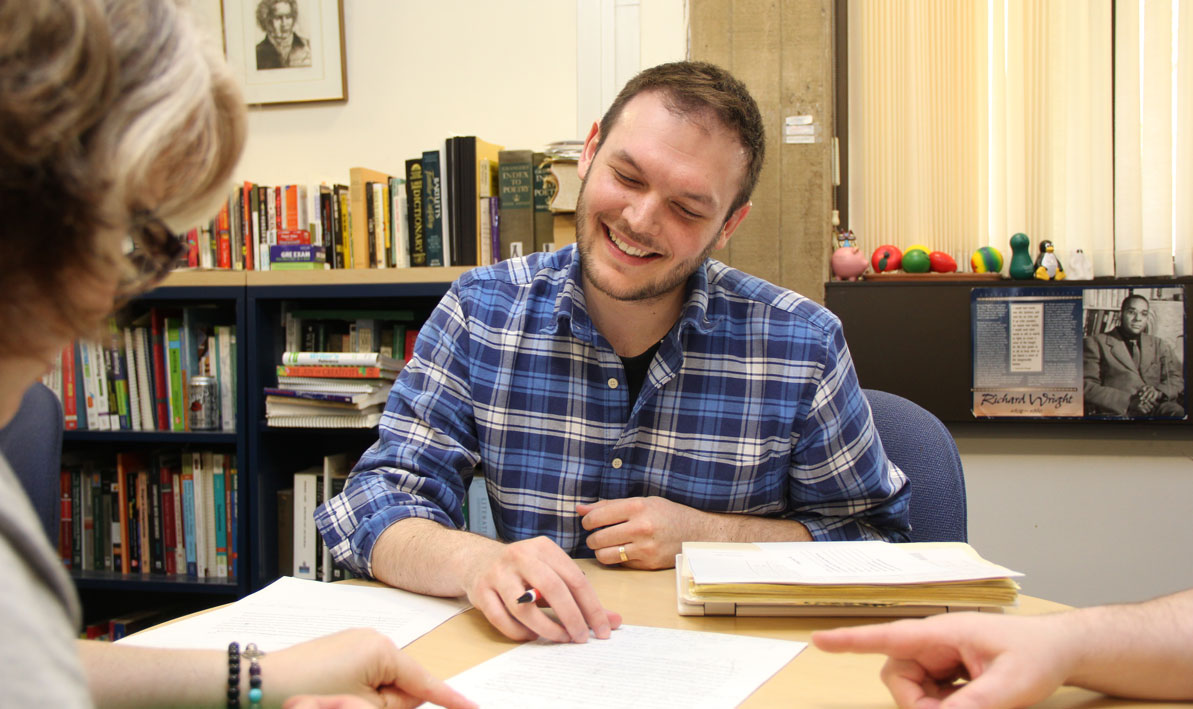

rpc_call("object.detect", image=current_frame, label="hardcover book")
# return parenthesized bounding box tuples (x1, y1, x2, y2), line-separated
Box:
(498, 149, 534, 261)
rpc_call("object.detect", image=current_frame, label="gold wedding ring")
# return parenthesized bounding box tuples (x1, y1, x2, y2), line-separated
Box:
(618, 545, 628, 563)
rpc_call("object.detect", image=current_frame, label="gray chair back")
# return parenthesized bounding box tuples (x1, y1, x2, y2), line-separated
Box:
(863, 388, 967, 542)
(0, 382, 64, 545)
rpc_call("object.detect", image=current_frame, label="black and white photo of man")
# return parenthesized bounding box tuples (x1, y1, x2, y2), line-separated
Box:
(1084, 293, 1185, 418)
(255, 0, 311, 70)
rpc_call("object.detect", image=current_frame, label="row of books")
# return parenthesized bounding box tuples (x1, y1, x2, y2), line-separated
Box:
(81, 606, 180, 642)
(277, 456, 496, 584)
(59, 450, 238, 580)
(174, 137, 585, 272)
(41, 310, 236, 432)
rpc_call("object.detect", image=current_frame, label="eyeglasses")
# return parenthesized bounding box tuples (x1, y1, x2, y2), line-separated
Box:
(116, 210, 185, 300)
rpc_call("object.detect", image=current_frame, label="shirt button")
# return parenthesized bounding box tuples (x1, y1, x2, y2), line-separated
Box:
(611, 458, 623, 469)
(607, 378, 619, 389)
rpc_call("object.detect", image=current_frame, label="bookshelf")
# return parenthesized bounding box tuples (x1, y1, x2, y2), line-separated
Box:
(244, 278, 455, 589)
(63, 269, 463, 625)
(62, 283, 247, 627)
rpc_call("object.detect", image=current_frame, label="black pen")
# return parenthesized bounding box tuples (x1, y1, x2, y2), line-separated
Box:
(516, 588, 542, 604)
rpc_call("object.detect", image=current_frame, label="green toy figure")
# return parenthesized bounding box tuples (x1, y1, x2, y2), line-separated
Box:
(1008, 232, 1034, 280)
(1033, 239, 1065, 280)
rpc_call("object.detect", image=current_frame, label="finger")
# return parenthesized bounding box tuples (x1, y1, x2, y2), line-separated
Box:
(584, 522, 629, 552)
(383, 654, 478, 709)
(940, 655, 1053, 709)
(881, 658, 942, 709)
(544, 557, 617, 641)
(471, 586, 539, 642)
(812, 621, 927, 655)
(592, 541, 632, 566)
(575, 499, 613, 515)
(579, 499, 634, 531)
(503, 561, 584, 643)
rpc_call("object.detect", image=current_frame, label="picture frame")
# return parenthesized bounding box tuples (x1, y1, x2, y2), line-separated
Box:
(221, 0, 347, 106)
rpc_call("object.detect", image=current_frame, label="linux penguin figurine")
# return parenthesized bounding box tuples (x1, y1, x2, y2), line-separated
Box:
(1033, 240, 1065, 280)
(1008, 233, 1035, 280)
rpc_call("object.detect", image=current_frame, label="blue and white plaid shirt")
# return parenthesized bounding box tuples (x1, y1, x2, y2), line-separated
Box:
(317, 245, 910, 577)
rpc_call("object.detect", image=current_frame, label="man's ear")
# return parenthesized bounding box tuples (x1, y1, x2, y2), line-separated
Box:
(712, 201, 752, 251)
(577, 121, 601, 181)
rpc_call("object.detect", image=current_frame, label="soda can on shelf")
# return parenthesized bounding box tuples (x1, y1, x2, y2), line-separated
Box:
(188, 376, 220, 431)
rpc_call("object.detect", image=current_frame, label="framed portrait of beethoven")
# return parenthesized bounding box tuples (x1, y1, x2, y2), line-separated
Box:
(221, 0, 347, 105)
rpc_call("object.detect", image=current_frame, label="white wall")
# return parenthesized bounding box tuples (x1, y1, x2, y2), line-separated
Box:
(197, 0, 687, 186)
(957, 429, 1193, 608)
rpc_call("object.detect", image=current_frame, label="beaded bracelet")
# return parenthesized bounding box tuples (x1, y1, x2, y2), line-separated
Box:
(244, 643, 265, 708)
(227, 642, 240, 708)
(226, 641, 265, 708)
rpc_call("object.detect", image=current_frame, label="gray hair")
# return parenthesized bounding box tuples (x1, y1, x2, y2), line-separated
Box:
(0, 0, 246, 353)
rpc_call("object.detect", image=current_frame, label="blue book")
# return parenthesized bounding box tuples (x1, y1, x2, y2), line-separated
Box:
(269, 244, 327, 263)
(181, 471, 197, 577)
(212, 454, 227, 578)
(421, 149, 444, 266)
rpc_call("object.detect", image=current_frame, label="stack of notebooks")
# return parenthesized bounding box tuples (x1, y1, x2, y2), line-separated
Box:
(677, 541, 1023, 617)
(267, 351, 400, 428)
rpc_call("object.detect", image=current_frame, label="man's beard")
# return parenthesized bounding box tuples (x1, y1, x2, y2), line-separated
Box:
(574, 184, 718, 303)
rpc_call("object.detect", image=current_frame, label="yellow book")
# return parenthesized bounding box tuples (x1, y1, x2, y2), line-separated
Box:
(348, 167, 392, 269)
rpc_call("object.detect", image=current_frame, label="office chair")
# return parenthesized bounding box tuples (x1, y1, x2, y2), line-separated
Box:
(863, 388, 968, 542)
(0, 382, 64, 546)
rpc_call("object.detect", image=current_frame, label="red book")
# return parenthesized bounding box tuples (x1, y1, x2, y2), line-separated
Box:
(277, 229, 311, 245)
(185, 227, 199, 267)
(284, 185, 299, 230)
(404, 329, 419, 363)
(216, 201, 232, 269)
(58, 470, 72, 567)
(159, 456, 177, 576)
(149, 309, 170, 431)
(60, 345, 78, 430)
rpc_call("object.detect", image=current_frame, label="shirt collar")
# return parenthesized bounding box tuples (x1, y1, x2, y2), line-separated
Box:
(547, 246, 722, 341)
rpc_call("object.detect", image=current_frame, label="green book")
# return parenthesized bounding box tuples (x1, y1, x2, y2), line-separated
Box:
(532, 151, 555, 252)
(498, 149, 534, 261)
(164, 317, 185, 431)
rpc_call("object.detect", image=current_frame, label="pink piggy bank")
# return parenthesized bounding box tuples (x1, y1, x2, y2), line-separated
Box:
(831, 246, 869, 281)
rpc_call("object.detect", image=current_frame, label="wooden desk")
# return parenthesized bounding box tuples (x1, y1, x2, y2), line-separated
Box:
(394, 559, 1173, 708)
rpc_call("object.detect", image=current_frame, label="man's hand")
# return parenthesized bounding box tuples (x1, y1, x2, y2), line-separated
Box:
(812, 613, 1079, 709)
(578, 497, 709, 569)
(461, 536, 622, 644)
(1128, 385, 1160, 415)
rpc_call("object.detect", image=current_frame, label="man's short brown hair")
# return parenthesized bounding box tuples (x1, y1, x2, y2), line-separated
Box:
(597, 61, 765, 220)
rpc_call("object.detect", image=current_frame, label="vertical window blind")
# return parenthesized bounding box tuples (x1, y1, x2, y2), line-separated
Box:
(846, 0, 1190, 278)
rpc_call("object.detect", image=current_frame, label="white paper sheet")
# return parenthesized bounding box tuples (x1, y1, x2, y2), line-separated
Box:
(445, 624, 805, 708)
(685, 541, 1024, 586)
(118, 576, 470, 652)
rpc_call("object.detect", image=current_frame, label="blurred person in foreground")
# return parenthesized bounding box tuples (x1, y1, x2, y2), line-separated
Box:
(0, 1, 472, 707)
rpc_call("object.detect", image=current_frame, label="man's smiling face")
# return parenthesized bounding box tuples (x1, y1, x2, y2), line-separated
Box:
(574, 90, 750, 303)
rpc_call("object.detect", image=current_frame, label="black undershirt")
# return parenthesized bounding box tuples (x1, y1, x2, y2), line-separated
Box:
(619, 340, 663, 411)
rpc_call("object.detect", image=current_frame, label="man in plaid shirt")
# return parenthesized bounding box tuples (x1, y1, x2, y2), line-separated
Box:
(317, 61, 909, 644)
